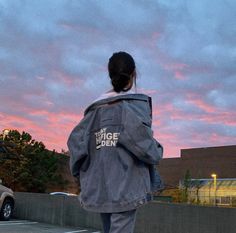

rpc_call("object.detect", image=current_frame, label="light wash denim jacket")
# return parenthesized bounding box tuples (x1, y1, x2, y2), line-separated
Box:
(68, 94, 163, 213)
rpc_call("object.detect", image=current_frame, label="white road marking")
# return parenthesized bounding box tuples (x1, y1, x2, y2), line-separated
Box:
(2, 220, 29, 223)
(5, 220, 34, 223)
(64, 230, 88, 233)
(0, 221, 38, 226)
(0, 220, 100, 233)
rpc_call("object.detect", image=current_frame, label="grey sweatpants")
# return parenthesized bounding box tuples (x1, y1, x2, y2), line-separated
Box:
(100, 209, 137, 233)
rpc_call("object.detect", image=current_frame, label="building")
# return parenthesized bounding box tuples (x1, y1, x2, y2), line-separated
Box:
(184, 178, 236, 206)
(158, 145, 236, 187)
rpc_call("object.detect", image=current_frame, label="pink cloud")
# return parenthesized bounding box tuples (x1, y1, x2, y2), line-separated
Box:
(153, 130, 184, 158)
(155, 97, 236, 127)
(51, 71, 75, 86)
(0, 111, 83, 152)
(1, 91, 235, 159)
(151, 97, 236, 158)
(174, 71, 186, 80)
(135, 31, 162, 49)
(137, 88, 157, 95)
(59, 21, 102, 38)
(163, 63, 188, 71)
(186, 94, 215, 113)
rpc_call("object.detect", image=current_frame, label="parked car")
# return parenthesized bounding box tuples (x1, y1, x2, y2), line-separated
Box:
(49, 192, 77, 196)
(0, 179, 15, 221)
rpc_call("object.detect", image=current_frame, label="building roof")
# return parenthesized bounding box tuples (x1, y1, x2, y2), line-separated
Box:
(187, 178, 236, 190)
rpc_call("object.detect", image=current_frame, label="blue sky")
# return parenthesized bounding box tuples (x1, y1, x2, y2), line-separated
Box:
(0, 0, 236, 157)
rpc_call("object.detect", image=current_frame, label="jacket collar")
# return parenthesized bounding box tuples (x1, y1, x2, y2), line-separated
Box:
(84, 93, 151, 116)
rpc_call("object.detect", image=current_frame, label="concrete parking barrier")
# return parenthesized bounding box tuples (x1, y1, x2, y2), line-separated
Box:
(13, 192, 236, 233)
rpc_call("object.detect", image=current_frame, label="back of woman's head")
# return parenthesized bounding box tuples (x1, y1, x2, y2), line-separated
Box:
(108, 51, 136, 93)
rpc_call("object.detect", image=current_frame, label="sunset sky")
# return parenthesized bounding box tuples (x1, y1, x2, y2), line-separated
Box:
(0, 0, 236, 157)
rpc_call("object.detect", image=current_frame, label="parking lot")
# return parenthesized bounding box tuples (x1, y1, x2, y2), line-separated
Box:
(0, 220, 101, 233)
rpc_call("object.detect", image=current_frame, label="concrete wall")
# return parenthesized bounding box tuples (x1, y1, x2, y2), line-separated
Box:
(13, 192, 236, 233)
(13, 192, 101, 230)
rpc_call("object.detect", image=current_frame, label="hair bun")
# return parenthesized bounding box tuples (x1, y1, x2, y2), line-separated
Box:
(111, 73, 130, 92)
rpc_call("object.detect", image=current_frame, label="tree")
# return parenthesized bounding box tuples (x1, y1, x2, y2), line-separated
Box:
(0, 130, 66, 193)
(180, 169, 191, 203)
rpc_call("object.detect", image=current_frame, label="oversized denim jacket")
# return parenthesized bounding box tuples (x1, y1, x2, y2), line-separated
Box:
(67, 94, 163, 213)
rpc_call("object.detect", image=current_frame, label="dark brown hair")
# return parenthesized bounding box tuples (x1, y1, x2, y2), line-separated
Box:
(108, 51, 136, 93)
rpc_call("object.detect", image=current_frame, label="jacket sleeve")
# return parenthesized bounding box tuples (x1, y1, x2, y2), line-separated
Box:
(118, 106, 163, 165)
(67, 120, 89, 178)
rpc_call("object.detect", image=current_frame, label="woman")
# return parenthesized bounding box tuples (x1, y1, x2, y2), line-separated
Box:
(68, 51, 163, 233)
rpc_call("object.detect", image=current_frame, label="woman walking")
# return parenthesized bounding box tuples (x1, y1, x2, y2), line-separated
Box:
(68, 51, 163, 233)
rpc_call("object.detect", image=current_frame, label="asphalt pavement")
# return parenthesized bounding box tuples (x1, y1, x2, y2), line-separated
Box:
(0, 220, 101, 233)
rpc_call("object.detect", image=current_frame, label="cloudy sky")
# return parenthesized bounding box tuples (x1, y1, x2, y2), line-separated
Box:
(0, 0, 235, 157)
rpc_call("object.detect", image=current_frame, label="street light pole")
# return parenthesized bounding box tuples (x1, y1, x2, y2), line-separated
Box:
(211, 174, 217, 206)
